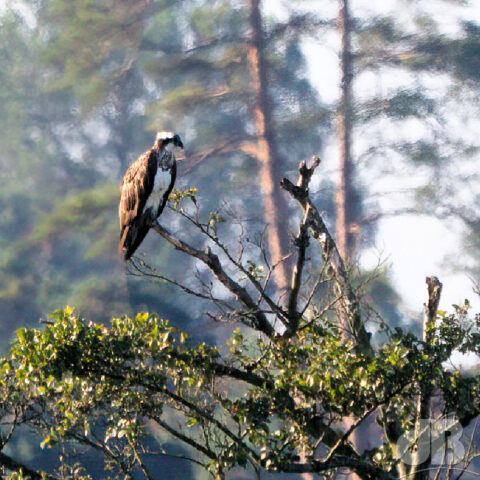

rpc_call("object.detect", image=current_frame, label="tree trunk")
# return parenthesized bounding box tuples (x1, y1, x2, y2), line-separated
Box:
(336, 4, 362, 478)
(247, 0, 290, 291)
(335, 0, 356, 264)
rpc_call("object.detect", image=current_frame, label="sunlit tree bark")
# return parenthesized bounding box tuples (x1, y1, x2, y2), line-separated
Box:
(335, 0, 356, 264)
(246, 0, 290, 291)
(335, 3, 363, 476)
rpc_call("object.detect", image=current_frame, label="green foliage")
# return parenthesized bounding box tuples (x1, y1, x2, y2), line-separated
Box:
(1, 303, 479, 478)
(169, 187, 198, 209)
(32, 184, 118, 242)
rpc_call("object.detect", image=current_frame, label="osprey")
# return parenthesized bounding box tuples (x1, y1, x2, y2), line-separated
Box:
(118, 131, 184, 260)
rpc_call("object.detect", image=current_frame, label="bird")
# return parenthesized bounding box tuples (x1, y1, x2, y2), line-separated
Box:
(118, 131, 184, 260)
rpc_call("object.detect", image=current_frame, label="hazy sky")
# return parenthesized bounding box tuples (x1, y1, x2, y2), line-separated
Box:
(292, 0, 480, 317)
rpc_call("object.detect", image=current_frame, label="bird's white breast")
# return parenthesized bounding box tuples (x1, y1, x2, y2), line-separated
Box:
(145, 168, 172, 212)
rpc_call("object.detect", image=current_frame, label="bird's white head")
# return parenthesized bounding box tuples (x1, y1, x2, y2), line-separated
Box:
(154, 131, 184, 150)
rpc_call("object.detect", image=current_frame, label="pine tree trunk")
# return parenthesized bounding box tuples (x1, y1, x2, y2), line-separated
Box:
(247, 0, 290, 291)
(335, 0, 355, 263)
(336, 4, 363, 478)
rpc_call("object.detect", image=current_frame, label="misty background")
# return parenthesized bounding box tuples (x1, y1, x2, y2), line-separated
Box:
(1, 0, 480, 477)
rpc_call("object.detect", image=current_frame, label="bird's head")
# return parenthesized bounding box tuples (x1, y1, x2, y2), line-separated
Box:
(154, 131, 184, 150)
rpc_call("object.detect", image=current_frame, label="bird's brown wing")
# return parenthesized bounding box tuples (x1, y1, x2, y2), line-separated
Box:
(119, 149, 158, 233)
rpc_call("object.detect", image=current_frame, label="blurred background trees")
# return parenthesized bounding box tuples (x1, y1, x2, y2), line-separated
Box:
(1, 0, 480, 478)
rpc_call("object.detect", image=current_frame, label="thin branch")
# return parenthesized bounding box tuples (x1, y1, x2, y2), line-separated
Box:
(151, 416, 217, 461)
(143, 448, 207, 469)
(128, 258, 234, 311)
(0, 407, 20, 450)
(298, 293, 343, 331)
(322, 376, 410, 467)
(72, 432, 136, 480)
(152, 221, 275, 337)
(0, 452, 58, 480)
(321, 406, 378, 464)
(300, 263, 330, 316)
(174, 208, 290, 327)
(160, 387, 261, 465)
(128, 436, 156, 480)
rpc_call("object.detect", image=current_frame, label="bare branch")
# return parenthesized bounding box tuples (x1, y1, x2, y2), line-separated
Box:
(299, 294, 343, 331)
(128, 258, 234, 311)
(286, 204, 311, 333)
(300, 263, 331, 316)
(151, 416, 217, 460)
(152, 221, 275, 337)
(281, 158, 372, 356)
(0, 452, 57, 480)
(173, 208, 291, 327)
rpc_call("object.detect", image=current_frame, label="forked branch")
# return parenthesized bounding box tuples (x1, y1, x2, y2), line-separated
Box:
(151, 221, 275, 337)
(281, 158, 372, 356)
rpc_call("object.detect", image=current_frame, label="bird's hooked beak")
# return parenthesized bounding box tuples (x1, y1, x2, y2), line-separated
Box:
(173, 134, 184, 149)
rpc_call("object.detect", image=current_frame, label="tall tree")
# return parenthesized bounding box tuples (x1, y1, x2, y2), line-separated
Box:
(143, 0, 326, 293)
(246, 0, 290, 290)
(335, 0, 357, 263)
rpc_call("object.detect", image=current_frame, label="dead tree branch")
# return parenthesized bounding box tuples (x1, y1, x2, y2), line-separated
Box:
(411, 276, 443, 480)
(286, 204, 311, 333)
(281, 158, 372, 356)
(128, 258, 235, 312)
(173, 208, 290, 328)
(151, 221, 275, 337)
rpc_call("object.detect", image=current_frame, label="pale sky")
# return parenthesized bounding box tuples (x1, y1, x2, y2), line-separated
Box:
(297, 0, 480, 316)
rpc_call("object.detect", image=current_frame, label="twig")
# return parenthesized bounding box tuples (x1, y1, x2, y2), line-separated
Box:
(321, 405, 378, 464)
(298, 294, 343, 331)
(300, 263, 330, 316)
(173, 208, 291, 327)
(128, 258, 234, 311)
(152, 221, 275, 337)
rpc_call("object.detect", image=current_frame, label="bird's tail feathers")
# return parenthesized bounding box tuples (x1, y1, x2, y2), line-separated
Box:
(119, 222, 150, 261)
